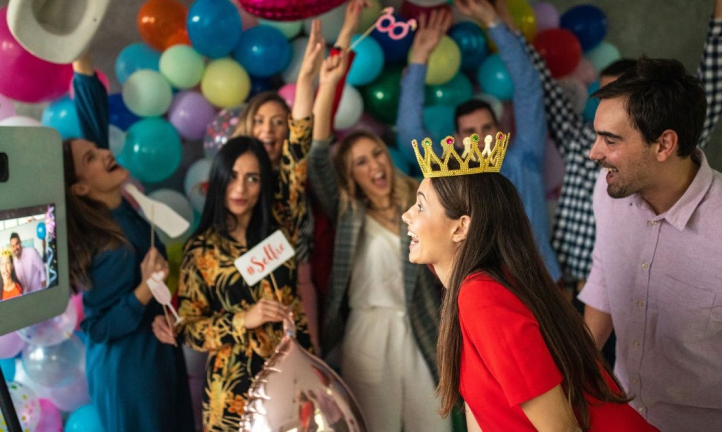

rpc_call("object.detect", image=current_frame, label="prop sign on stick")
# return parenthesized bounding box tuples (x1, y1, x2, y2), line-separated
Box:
(235, 230, 295, 296)
(147, 271, 183, 328)
(124, 183, 190, 239)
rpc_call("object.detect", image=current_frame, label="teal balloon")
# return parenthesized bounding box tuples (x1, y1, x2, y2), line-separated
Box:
(361, 65, 404, 124)
(122, 70, 173, 117)
(425, 73, 473, 107)
(388, 146, 411, 175)
(122, 118, 182, 183)
(585, 41, 621, 72)
(160, 45, 205, 89)
(65, 404, 105, 432)
(347, 35, 385, 86)
(187, 0, 243, 59)
(36, 222, 46, 239)
(477, 54, 514, 101)
(233, 26, 291, 78)
(448, 21, 489, 71)
(582, 81, 601, 122)
(423, 105, 456, 145)
(41, 96, 82, 140)
(0, 358, 15, 382)
(115, 43, 161, 85)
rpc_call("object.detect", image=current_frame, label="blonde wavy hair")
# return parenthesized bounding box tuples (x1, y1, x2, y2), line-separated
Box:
(232, 91, 290, 137)
(332, 130, 417, 216)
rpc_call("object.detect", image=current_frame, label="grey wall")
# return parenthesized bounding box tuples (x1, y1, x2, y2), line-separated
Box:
(2, 0, 720, 168)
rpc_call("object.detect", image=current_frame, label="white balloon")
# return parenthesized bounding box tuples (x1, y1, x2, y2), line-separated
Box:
(147, 189, 195, 244)
(109, 125, 126, 156)
(282, 37, 309, 84)
(334, 85, 364, 130)
(184, 158, 213, 213)
(473, 93, 503, 124)
(303, 3, 346, 42)
(0, 115, 41, 127)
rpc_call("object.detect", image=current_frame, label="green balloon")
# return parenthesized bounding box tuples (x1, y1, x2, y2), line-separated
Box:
(425, 72, 474, 107)
(160, 45, 205, 89)
(361, 65, 404, 125)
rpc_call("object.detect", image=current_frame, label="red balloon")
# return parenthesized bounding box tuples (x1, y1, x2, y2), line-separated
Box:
(137, 0, 188, 51)
(0, 7, 73, 103)
(399, 0, 452, 21)
(533, 28, 582, 78)
(237, 0, 346, 21)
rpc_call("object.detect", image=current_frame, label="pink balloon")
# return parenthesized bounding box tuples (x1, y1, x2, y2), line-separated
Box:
(277, 83, 296, 109)
(570, 58, 598, 87)
(35, 399, 63, 432)
(231, 0, 258, 29)
(0, 332, 25, 359)
(0, 7, 74, 103)
(0, 92, 16, 121)
(70, 293, 84, 331)
(532, 2, 560, 32)
(68, 70, 110, 99)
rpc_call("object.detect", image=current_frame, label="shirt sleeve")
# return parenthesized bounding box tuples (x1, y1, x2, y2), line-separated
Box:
(490, 24, 546, 167)
(307, 137, 341, 221)
(697, 17, 722, 149)
(81, 247, 147, 343)
(177, 247, 250, 352)
(73, 72, 109, 149)
(459, 277, 563, 407)
(577, 174, 611, 312)
(396, 63, 430, 165)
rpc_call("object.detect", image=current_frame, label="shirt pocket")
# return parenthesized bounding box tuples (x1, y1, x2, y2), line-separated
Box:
(657, 273, 717, 342)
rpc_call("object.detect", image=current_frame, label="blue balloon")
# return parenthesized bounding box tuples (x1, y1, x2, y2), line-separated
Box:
(423, 105, 456, 146)
(187, 0, 242, 59)
(0, 358, 15, 382)
(387, 145, 411, 175)
(449, 22, 489, 72)
(425, 72, 474, 107)
(560, 5, 608, 52)
(347, 35, 385, 86)
(115, 43, 161, 85)
(370, 14, 414, 64)
(41, 96, 82, 140)
(36, 222, 46, 240)
(65, 404, 105, 432)
(122, 118, 182, 183)
(108, 93, 141, 131)
(582, 81, 601, 122)
(233, 26, 291, 78)
(477, 54, 514, 101)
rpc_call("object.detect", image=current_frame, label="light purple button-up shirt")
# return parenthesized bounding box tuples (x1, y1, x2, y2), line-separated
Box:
(579, 150, 722, 432)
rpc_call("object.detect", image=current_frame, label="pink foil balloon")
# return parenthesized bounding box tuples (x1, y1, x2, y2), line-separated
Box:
(237, 0, 346, 21)
(0, 92, 16, 121)
(278, 83, 297, 109)
(0, 7, 74, 103)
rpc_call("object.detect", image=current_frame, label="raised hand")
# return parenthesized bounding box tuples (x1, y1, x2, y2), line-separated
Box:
(298, 19, 326, 82)
(319, 49, 350, 87)
(409, 8, 453, 64)
(337, 0, 370, 49)
(454, 0, 499, 28)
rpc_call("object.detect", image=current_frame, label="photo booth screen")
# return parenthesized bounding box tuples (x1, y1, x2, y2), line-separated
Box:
(0, 203, 58, 302)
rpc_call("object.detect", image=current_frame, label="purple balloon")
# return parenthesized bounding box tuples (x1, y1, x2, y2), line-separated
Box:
(168, 91, 218, 140)
(532, 2, 560, 32)
(0, 332, 24, 359)
(0, 7, 73, 103)
(45, 376, 91, 412)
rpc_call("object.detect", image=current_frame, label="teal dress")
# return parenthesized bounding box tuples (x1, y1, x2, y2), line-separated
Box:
(74, 72, 194, 431)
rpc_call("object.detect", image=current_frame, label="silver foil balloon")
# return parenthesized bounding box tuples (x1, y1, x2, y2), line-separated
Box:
(240, 320, 367, 432)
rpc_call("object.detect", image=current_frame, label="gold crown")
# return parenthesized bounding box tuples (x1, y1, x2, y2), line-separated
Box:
(0, 249, 12, 259)
(411, 132, 511, 178)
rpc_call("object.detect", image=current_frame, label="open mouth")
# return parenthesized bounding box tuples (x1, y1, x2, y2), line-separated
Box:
(371, 171, 389, 189)
(407, 230, 419, 250)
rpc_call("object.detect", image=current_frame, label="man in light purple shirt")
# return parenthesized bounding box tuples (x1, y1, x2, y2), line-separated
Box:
(580, 57, 722, 431)
(10, 232, 46, 292)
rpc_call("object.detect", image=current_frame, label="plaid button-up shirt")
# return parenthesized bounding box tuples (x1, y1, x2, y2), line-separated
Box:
(522, 17, 722, 280)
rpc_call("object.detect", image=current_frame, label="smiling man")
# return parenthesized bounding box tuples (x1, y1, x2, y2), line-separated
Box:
(580, 57, 722, 431)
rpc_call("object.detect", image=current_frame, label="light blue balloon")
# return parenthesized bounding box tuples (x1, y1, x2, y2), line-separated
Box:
(41, 96, 82, 140)
(347, 35, 385, 86)
(583, 81, 601, 122)
(36, 222, 46, 239)
(187, 0, 242, 59)
(122, 118, 182, 183)
(65, 404, 105, 432)
(477, 54, 514, 101)
(0, 358, 15, 382)
(233, 26, 291, 78)
(423, 105, 456, 146)
(585, 41, 621, 73)
(115, 43, 161, 85)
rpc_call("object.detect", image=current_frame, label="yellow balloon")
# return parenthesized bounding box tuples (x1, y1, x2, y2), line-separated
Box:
(359, 0, 383, 33)
(422, 36, 462, 85)
(165, 242, 185, 295)
(201, 58, 250, 108)
(508, 0, 537, 42)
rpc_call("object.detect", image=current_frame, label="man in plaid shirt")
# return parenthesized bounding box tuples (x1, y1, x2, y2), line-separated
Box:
(522, 2, 722, 288)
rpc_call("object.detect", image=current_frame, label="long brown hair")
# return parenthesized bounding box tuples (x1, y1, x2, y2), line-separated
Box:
(233, 91, 290, 137)
(332, 130, 416, 215)
(432, 173, 629, 429)
(63, 139, 127, 292)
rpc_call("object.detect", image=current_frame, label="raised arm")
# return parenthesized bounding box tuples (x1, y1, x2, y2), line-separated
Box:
(397, 9, 452, 164)
(697, 0, 722, 149)
(292, 19, 325, 123)
(72, 52, 110, 149)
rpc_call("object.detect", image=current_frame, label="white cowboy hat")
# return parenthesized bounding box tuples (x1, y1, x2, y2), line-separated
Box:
(6, 0, 110, 64)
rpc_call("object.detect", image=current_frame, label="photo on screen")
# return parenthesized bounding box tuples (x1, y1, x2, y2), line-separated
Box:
(0, 204, 58, 302)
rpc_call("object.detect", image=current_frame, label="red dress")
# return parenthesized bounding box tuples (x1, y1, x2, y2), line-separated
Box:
(458, 272, 658, 432)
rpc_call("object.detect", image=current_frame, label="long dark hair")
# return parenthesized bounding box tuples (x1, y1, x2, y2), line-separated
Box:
(433, 173, 629, 429)
(192, 136, 275, 249)
(62, 139, 127, 292)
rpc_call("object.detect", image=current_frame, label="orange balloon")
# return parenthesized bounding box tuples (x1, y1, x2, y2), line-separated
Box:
(164, 29, 191, 49)
(137, 0, 188, 51)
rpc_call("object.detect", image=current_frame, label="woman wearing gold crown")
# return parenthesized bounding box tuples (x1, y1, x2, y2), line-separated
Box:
(308, 43, 450, 432)
(401, 134, 659, 431)
(0, 249, 23, 301)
